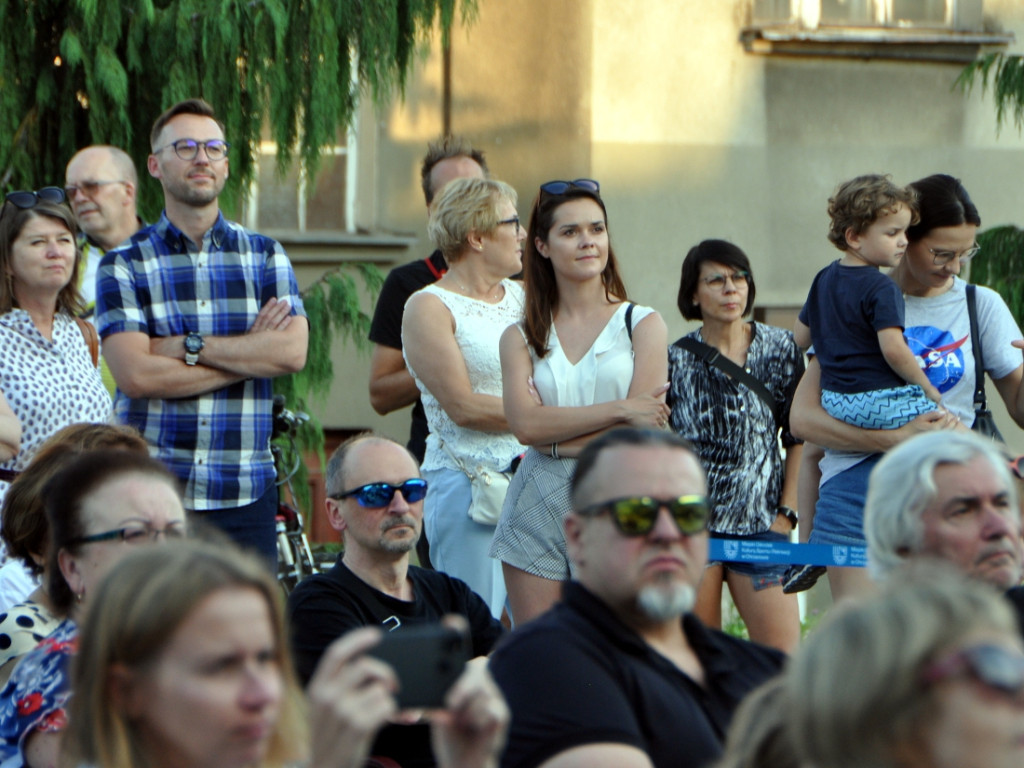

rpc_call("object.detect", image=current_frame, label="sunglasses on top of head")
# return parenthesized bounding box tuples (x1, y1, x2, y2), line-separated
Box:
(922, 643, 1024, 699)
(331, 479, 429, 508)
(4, 186, 66, 210)
(539, 179, 601, 196)
(578, 495, 709, 537)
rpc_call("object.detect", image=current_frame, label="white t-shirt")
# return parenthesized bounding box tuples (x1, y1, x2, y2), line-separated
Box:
(820, 278, 1023, 484)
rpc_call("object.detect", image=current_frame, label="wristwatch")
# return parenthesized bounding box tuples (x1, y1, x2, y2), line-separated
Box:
(184, 332, 205, 366)
(778, 505, 799, 530)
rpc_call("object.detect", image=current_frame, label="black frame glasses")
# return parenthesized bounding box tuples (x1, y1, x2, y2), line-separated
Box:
(154, 138, 231, 161)
(64, 180, 125, 199)
(539, 179, 600, 196)
(72, 521, 187, 546)
(497, 216, 521, 235)
(701, 270, 750, 291)
(579, 495, 709, 537)
(928, 244, 980, 266)
(923, 643, 1024, 697)
(5, 187, 66, 209)
(332, 479, 429, 508)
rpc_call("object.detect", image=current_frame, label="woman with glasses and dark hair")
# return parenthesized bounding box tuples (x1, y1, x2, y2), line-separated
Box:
(784, 568, 1024, 768)
(0, 187, 111, 503)
(0, 449, 186, 768)
(490, 178, 668, 625)
(668, 239, 804, 653)
(402, 177, 526, 618)
(789, 174, 1021, 601)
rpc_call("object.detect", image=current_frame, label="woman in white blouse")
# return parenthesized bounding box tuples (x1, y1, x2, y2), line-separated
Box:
(0, 187, 111, 501)
(403, 177, 526, 618)
(492, 179, 669, 625)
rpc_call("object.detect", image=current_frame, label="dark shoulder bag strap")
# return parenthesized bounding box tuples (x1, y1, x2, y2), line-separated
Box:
(625, 302, 635, 342)
(966, 284, 988, 410)
(673, 336, 782, 427)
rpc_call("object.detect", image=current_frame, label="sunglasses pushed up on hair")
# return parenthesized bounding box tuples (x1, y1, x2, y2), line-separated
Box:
(539, 179, 600, 196)
(579, 495, 709, 537)
(5, 186, 66, 209)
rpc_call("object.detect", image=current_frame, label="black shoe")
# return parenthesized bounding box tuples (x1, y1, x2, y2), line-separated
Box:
(782, 563, 826, 594)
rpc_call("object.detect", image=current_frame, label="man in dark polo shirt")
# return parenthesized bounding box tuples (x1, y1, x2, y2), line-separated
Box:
(488, 428, 783, 768)
(367, 136, 488, 463)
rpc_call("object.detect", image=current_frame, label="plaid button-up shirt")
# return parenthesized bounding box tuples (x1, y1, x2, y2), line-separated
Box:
(96, 212, 305, 510)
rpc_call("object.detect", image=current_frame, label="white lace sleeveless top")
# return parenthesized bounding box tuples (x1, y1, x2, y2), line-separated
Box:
(408, 280, 525, 472)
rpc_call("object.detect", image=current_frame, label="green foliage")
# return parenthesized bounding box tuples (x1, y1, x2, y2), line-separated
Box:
(0, 0, 475, 216)
(957, 53, 1024, 134)
(971, 226, 1024, 328)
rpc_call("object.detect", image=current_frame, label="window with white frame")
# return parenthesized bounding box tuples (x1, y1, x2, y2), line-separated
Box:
(243, 126, 358, 234)
(751, 0, 982, 31)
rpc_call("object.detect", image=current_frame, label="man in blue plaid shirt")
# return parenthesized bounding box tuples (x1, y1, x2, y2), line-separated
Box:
(96, 99, 308, 565)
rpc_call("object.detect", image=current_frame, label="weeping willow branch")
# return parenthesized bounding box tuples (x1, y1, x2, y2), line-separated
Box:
(956, 52, 1024, 134)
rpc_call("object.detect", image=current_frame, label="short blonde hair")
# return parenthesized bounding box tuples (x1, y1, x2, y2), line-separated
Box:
(66, 540, 307, 768)
(427, 177, 517, 262)
(786, 566, 1017, 768)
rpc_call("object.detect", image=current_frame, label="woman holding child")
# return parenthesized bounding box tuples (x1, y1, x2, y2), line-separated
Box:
(792, 174, 1024, 600)
(491, 178, 669, 625)
(668, 240, 804, 653)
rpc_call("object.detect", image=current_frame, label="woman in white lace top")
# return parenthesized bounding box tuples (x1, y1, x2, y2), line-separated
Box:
(403, 177, 526, 617)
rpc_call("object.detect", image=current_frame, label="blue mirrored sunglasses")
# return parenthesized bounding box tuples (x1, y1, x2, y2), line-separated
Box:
(333, 479, 428, 507)
(539, 178, 600, 196)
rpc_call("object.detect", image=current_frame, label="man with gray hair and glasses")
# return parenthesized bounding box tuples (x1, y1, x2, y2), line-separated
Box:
(865, 430, 1024, 629)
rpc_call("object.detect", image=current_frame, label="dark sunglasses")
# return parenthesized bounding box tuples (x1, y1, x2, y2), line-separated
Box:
(579, 495, 709, 536)
(923, 643, 1024, 698)
(5, 186, 66, 209)
(332, 479, 429, 508)
(539, 178, 600, 196)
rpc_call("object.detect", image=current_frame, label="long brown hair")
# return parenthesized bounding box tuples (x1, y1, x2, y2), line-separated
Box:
(522, 186, 627, 358)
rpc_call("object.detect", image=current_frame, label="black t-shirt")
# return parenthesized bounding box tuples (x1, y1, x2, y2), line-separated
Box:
(288, 558, 504, 768)
(488, 582, 784, 768)
(1005, 586, 1024, 636)
(368, 251, 447, 462)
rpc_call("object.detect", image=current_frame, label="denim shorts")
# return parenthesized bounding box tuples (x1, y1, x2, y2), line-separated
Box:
(709, 528, 791, 591)
(808, 454, 881, 547)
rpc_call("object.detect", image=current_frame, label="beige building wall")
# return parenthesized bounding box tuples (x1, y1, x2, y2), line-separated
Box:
(308, 0, 1024, 452)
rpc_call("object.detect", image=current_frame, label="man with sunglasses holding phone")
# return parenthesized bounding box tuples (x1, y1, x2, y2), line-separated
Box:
(489, 427, 783, 768)
(865, 430, 1024, 633)
(288, 433, 503, 765)
(96, 99, 308, 567)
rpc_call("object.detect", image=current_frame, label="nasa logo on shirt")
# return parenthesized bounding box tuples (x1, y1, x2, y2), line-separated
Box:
(904, 326, 967, 393)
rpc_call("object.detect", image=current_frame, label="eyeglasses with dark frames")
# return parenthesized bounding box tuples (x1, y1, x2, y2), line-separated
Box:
(578, 495, 709, 537)
(922, 643, 1024, 698)
(701, 271, 749, 291)
(330, 479, 429, 508)
(154, 139, 230, 162)
(64, 180, 126, 199)
(72, 521, 187, 546)
(5, 187, 66, 209)
(539, 179, 601, 196)
(928, 244, 980, 266)
(497, 216, 521, 235)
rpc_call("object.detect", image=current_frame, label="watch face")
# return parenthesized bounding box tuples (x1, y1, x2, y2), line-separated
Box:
(185, 334, 204, 354)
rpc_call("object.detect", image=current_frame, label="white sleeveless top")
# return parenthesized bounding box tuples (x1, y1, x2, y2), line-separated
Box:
(406, 280, 525, 473)
(529, 302, 654, 407)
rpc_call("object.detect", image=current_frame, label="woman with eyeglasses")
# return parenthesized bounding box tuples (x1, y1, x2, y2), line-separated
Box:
(0, 449, 186, 768)
(667, 240, 804, 653)
(0, 187, 111, 503)
(402, 177, 526, 618)
(789, 174, 1020, 602)
(490, 178, 669, 625)
(783, 567, 1024, 768)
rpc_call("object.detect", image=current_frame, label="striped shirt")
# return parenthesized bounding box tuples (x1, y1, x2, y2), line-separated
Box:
(95, 212, 305, 510)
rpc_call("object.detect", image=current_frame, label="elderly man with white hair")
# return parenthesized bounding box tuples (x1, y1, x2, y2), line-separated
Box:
(864, 430, 1024, 629)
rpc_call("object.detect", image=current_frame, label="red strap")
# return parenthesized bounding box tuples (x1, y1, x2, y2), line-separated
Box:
(424, 255, 447, 280)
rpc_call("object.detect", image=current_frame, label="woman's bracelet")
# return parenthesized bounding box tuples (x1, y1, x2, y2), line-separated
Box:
(551, 442, 560, 460)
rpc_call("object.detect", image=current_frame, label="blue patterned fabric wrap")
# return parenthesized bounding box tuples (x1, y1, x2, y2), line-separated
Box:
(821, 384, 936, 430)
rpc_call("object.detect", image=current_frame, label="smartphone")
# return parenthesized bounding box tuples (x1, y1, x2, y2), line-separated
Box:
(367, 623, 470, 708)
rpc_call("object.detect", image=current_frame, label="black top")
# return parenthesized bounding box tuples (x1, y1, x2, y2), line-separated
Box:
(368, 250, 447, 462)
(1005, 586, 1024, 636)
(287, 558, 504, 768)
(488, 582, 784, 768)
